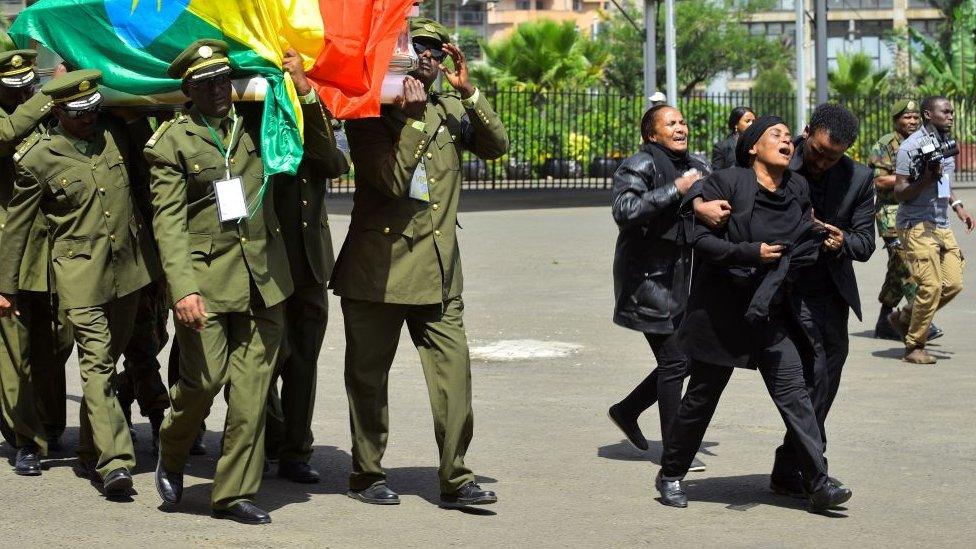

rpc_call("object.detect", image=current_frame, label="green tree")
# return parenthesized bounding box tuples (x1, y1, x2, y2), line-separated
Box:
(597, 1, 644, 95)
(828, 52, 889, 98)
(904, 2, 975, 96)
(456, 27, 482, 61)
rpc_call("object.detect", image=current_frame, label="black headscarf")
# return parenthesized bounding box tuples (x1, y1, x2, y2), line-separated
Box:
(734, 115, 786, 168)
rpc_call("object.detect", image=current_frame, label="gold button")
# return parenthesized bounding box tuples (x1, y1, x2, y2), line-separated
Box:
(302, 199, 308, 207)
(428, 177, 436, 184)
(230, 158, 236, 165)
(432, 203, 439, 211)
(104, 211, 111, 218)
(301, 178, 307, 184)
(240, 236, 248, 243)
(99, 187, 106, 193)
(275, 227, 281, 233)
(426, 152, 433, 159)
(438, 126, 445, 133)
(117, 155, 123, 161)
(0, 223, 4, 229)
(383, 227, 391, 234)
(67, 251, 74, 257)
(193, 164, 200, 171)
(302, 221, 308, 228)
(434, 230, 442, 237)
(109, 234, 116, 241)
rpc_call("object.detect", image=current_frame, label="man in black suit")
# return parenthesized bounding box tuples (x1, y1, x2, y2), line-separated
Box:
(770, 104, 876, 496)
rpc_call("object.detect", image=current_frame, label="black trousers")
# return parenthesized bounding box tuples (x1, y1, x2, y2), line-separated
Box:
(772, 291, 850, 479)
(660, 334, 828, 492)
(616, 332, 687, 446)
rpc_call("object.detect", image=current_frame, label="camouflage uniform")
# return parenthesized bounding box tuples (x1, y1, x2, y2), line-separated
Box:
(868, 131, 915, 309)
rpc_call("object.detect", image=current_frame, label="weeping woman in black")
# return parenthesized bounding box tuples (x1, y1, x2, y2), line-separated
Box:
(654, 116, 853, 513)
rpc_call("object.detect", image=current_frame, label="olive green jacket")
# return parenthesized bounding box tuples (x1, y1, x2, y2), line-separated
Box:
(0, 92, 55, 293)
(145, 105, 293, 313)
(0, 116, 161, 309)
(331, 89, 508, 305)
(270, 99, 348, 289)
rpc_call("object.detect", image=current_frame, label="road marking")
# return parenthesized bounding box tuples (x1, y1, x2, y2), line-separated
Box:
(470, 340, 582, 361)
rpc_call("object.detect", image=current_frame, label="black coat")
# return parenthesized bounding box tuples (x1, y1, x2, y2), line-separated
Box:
(789, 142, 876, 319)
(711, 134, 737, 171)
(611, 143, 709, 334)
(677, 167, 817, 369)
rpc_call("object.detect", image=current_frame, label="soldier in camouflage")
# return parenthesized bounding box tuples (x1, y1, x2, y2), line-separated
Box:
(866, 100, 942, 341)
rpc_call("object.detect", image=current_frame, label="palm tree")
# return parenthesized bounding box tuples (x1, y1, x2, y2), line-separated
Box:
(828, 52, 888, 99)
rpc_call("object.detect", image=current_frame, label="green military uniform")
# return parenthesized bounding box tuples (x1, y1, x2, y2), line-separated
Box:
(331, 19, 509, 494)
(868, 99, 919, 310)
(263, 95, 347, 464)
(0, 70, 160, 478)
(148, 40, 292, 511)
(0, 49, 74, 455)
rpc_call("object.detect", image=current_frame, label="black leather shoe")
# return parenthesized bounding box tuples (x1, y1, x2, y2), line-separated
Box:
(608, 403, 649, 451)
(874, 321, 902, 340)
(14, 446, 41, 476)
(770, 475, 806, 499)
(347, 484, 401, 505)
(278, 460, 320, 484)
(155, 451, 183, 504)
(103, 468, 133, 498)
(441, 482, 497, 506)
(189, 431, 207, 456)
(809, 483, 852, 512)
(213, 501, 271, 525)
(928, 324, 944, 341)
(655, 472, 687, 508)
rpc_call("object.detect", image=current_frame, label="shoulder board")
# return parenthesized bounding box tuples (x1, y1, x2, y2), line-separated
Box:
(146, 118, 176, 149)
(878, 133, 898, 145)
(13, 132, 42, 163)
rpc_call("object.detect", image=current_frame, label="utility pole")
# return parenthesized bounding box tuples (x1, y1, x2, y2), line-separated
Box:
(795, 0, 806, 129)
(664, 0, 676, 103)
(644, 0, 657, 109)
(814, 0, 828, 104)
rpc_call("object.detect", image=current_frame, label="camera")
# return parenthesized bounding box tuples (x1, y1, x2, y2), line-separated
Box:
(908, 135, 959, 180)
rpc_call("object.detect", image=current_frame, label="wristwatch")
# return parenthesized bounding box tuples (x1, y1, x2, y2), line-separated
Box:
(951, 200, 964, 211)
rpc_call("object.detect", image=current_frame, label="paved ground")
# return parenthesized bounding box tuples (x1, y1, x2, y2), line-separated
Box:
(3, 189, 976, 548)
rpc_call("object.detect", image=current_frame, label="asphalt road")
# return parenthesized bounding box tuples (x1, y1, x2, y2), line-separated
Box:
(2, 189, 975, 547)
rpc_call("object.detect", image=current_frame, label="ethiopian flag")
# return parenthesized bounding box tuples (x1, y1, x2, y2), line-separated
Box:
(9, 0, 415, 178)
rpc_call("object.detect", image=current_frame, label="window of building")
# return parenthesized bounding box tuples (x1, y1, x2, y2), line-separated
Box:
(827, 0, 893, 8)
(573, 0, 583, 11)
(908, 19, 941, 40)
(734, 22, 796, 79)
(516, 0, 531, 9)
(908, 0, 938, 7)
(827, 19, 894, 70)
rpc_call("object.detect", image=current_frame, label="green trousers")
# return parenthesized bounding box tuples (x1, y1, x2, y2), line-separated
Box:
(265, 284, 327, 463)
(160, 299, 283, 510)
(68, 291, 139, 478)
(341, 296, 475, 494)
(878, 236, 917, 309)
(118, 282, 170, 418)
(0, 291, 72, 453)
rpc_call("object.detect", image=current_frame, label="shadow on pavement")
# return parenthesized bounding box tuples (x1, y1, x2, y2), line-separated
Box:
(596, 439, 720, 465)
(679, 473, 849, 518)
(327, 189, 609, 216)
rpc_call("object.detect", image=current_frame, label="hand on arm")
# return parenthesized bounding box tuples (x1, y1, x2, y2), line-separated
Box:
(0, 294, 17, 318)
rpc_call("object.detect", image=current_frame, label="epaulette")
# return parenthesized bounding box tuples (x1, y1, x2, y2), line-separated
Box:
(13, 132, 42, 163)
(877, 133, 897, 145)
(145, 118, 176, 148)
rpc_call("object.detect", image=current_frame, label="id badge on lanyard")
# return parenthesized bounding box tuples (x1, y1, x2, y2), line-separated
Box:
(208, 116, 247, 222)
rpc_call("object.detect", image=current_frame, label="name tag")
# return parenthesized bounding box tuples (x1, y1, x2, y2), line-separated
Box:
(214, 177, 248, 222)
(409, 161, 430, 203)
(938, 174, 950, 199)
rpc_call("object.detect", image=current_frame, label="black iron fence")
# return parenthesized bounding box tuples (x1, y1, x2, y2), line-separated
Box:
(328, 89, 976, 194)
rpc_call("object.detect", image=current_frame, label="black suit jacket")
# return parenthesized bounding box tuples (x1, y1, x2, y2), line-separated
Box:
(790, 142, 876, 320)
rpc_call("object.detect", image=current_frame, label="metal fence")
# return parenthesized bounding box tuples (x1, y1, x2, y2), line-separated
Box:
(327, 89, 976, 194)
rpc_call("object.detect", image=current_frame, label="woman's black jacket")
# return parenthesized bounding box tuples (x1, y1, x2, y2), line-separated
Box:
(710, 134, 737, 171)
(676, 167, 818, 369)
(611, 143, 709, 334)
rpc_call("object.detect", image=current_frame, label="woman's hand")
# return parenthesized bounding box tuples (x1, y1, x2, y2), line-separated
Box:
(760, 243, 784, 263)
(675, 169, 701, 195)
(693, 198, 731, 228)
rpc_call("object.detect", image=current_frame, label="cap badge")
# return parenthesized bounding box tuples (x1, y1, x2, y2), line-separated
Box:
(199, 45, 214, 59)
(10, 55, 23, 68)
(78, 80, 91, 92)
(424, 23, 437, 33)
(907, 101, 915, 110)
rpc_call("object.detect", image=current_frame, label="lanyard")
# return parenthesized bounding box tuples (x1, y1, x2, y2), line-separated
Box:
(202, 113, 240, 179)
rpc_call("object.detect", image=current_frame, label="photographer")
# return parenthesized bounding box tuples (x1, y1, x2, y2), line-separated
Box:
(892, 96, 974, 364)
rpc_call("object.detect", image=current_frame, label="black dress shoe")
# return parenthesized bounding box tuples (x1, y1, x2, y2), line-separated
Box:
(278, 460, 320, 484)
(347, 484, 401, 505)
(189, 431, 207, 456)
(441, 482, 497, 506)
(103, 468, 133, 497)
(155, 451, 183, 504)
(655, 472, 687, 508)
(608, 403, 649, 451)
(809, 483, 852, 512)
(213, 501, 271, 525)
(14, 446, 41, 476)
(770, 475, 806, 499)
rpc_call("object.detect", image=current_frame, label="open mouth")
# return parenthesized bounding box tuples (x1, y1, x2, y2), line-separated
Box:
(778, 145, 791, 156)
(672, 135, 687, 143)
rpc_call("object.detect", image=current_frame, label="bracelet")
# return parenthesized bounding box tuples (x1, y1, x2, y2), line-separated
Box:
(951, 200, 963, 210)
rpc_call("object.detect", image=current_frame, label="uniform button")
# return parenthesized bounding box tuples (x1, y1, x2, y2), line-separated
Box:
(301, 178, 307, 184)
(0, 223, 4, 230)
(193, 164, 200, 171)
(60, 178, 67, 187)
(104, 211, 111, 218)
(240, 236, 248, 243)
(230, 158, 236, 165)
(426, 152, 433, 159)
(109, 234, 116, 241)
(275, 227, 281, 233)
(428, 177, 436, 184)
(302, 199, 308, 207)
(302, 221, 308, 228)
(432, 203, 439, 211)
(434, 230, 441, 237)
(117, 155, 123, 161)
(67, 251, 74, 257)
(438, 126, 445, 133)
(383, 227, 391, 234)
(99, 187, 106, 193)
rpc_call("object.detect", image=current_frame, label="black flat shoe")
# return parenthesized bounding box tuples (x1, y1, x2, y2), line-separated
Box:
(14, 446, 41, 476)
(189, 431, 207, 456)
(278, 460, 320, 484)
(347, 484, 401, 505)
(155, 450, 183, 505)
(103, 468, 133, 498)
(608, 404, 649, 451)
(213, 502, 271, 525)
(441, 482, 497, 506)
(655, 472, 687, 508)
(809, 483, 852, 512)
